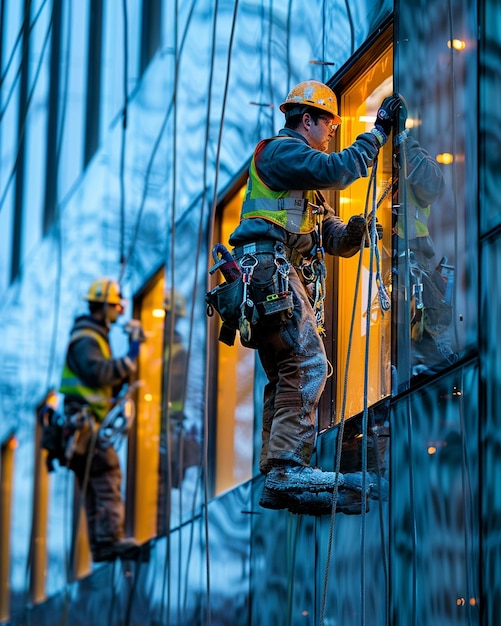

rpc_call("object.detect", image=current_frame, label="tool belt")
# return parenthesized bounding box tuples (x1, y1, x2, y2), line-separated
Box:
(64, 407, 97, 458)
(206, 240, 298, 347)
(233, 240, 305, 268)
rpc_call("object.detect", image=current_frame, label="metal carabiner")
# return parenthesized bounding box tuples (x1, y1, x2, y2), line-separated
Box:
(300, 262, 315, 283)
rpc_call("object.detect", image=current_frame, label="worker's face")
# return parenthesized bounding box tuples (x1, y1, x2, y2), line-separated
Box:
(304, 113, 338, 152)
(105, 302, 123, 324)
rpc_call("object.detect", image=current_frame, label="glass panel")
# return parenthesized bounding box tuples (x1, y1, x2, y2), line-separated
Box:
(133, 270, 164, 541)
(133, 266, 203, 535)
(390, 365, 479, 624)
(211, 187, 256, 495)
(394, 0, 478, 391)
(334, 45, 393, 420)
(479, 1, 501, 235)
(481, 237, 501, 625)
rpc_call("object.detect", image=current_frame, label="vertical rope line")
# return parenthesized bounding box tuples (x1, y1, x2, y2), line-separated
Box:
(359, 158, 380, 626)
(320, 165, 376, 626)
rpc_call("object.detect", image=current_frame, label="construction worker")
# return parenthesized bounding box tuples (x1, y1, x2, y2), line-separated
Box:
(60, 277, 144, 562)
(227, 80, 404, 513)
(157, 289, 200, 535)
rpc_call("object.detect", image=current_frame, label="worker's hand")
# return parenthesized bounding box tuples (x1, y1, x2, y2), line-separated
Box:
(345, 215, 368, 247)
(124, 319, 146, 342)
(370, 93, 406, 148)
(345, 215, 383, 248)
(127, 340, 140, 361)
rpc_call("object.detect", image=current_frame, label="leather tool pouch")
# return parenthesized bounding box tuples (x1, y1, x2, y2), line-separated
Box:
(206, 276, 244, 346)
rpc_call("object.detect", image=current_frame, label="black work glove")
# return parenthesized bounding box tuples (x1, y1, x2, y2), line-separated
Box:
(345, 215, 383, 248)
(375, 93, 405, 136)
(345, 215, 368, 247)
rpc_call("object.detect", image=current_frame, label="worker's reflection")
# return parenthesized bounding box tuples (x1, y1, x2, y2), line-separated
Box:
(157, 290, 200, 535)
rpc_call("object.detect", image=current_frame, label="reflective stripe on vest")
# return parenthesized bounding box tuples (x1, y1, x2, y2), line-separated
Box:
(240, 138, 318, 234)
(60, 328, 112, 422)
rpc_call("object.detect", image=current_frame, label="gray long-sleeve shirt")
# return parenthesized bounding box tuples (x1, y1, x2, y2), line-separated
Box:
(229, 127, 380, 258)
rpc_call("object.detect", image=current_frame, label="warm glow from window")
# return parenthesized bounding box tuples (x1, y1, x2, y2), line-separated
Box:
(336, 46, 393, 419)
(152, 308, 165, 318)
(448, 39, 466, 50)
(436, 153, 454, 165)
(428, 446, 437, 455)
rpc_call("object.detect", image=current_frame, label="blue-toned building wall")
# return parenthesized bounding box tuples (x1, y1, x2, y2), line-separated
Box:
(0, 0, 499, 624)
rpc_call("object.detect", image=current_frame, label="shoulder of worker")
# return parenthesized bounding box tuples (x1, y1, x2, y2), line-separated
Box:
(254, 128, 308, 158)
(68, 316, 110, 347)
(256, 128, 379, 191)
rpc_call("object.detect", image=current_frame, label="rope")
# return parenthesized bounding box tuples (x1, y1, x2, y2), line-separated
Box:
(319, 162, 377, 625)
(320, 151, 395, 625)
(197, 0, 240, 623)
(0, 0, 50, 119)
(359, 157, 380, 625)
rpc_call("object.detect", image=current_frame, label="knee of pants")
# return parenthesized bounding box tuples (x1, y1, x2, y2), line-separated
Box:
(299, 353, 327, 407)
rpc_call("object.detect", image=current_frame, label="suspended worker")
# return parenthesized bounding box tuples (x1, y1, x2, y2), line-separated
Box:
(60, 277, 145, 562)
(227, 80, 404, 513)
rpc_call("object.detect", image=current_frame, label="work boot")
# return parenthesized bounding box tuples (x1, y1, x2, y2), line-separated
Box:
(264, 465, 345, 494)
(343, 471, 389, 501)
(286, 489, 369, 516)
(259, 486, 369, 516)
(258, 486, 290, 511)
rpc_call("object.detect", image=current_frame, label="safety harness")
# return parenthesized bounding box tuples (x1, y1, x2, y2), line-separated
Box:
(229, 190, 328, 343)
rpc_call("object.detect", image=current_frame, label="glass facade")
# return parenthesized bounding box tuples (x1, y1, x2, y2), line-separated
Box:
(0, 0, 499, 624)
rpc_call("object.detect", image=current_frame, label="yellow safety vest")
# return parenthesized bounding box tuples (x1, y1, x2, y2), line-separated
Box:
(60, 328, 113, 422)
(240, 138, 318, 234)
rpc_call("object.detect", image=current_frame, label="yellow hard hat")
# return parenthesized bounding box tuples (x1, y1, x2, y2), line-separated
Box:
(279, 80, 342, 124)
(84, 277, 124, 306)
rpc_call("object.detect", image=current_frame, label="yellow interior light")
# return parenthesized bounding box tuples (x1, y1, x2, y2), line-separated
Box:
(436, 153, 454, 165)
(143, 393, 153, 402)
(427, 446, 437, 455)
(152, 308, 165, 318)
(448, 39, 466, 50)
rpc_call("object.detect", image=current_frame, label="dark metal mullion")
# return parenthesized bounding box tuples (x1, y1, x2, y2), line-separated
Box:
(83, 0, 103, 168)
(139, 0, 161, 78)
(11, 0, 31, 281)
(42, 0, 62, 234)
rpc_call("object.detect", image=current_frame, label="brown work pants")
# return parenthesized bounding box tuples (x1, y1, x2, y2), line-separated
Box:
(250, 257, 327, 474)
(70, 444, 125, 547)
